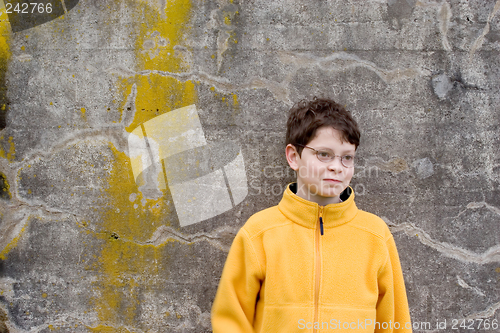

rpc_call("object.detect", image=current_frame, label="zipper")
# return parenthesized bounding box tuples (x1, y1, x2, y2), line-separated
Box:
(313, 206, 323, 333)
(319, 215, 324, 236)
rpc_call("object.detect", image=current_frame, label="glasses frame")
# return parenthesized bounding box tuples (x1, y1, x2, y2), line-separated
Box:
(295, 144, 355, 168)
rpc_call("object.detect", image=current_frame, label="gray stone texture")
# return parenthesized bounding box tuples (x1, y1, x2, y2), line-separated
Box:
(0, 0, 499, 332)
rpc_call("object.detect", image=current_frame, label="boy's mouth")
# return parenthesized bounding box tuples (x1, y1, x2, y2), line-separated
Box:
(323, 178, 342, 183)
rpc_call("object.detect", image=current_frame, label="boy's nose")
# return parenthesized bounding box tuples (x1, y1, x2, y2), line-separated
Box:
(326, 156, 344, 171)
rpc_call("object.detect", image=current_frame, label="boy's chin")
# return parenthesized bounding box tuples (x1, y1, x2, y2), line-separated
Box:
(319, 185, 347, 196)
(317, 192, 342, 199)
(311, 188, 343, 199)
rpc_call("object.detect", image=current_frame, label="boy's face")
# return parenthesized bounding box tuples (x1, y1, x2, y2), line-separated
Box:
(286, 126, 356, 206)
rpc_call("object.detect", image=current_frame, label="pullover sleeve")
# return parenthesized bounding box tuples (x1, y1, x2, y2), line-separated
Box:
(376, 235, 412, 333)
(211, 228, 264, 333)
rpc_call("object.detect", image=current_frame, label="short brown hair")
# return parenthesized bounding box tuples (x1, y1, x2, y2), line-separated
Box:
(286, 97, 360, 156)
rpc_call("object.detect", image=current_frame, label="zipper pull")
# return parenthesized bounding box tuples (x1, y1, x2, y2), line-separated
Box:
(319, 207, 324, 236)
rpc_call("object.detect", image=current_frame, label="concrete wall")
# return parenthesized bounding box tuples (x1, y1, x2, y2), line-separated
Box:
(0, 0, 499, 332)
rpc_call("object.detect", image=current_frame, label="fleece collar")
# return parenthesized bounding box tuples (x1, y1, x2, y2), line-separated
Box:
(278, 183, 359, 229)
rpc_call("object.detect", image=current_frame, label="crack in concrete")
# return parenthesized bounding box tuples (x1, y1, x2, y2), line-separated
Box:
(0, 200, 79, 256)
(9, 128, 129, 169)
(71, 220, 235, 253)
(217, 29, 232, 72)
(463, 301, 500, 320)
(416, 0, 446, 6)
(457, 275, 486, 297)
(439, 2, 453, 51)
(0, 72, 239, 257)
(481, 202, 500, 216)
(108, 66, 291, 105)
(277, 51, 431, 84)
(1, 201, 75, 220)
(108, 49, 429, 107)
(416, 0, 453, 51)
(141, 225, 233, 252)
(60, 0, 68, 14)
(442, 201, 500, 222)
(384, 217, 500, 264)
(206, 3, 239, 72)
(0, 126, 130, 258)
(469, 0, 500, 58)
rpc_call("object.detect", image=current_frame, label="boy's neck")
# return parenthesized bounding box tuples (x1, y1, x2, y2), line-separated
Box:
(293, 181, 343, 206)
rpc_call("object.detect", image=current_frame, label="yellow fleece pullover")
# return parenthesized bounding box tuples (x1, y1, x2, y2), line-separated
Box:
(212, 183, 412, 333)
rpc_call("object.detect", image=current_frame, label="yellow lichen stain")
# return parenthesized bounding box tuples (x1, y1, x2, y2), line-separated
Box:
(1, 136, 17, 161)
(42, 293, 48, 298)
(0, 172, 11, 198)
(95, 0, 197, 327)
(115, 0, 197, 129)
(92, 144, 173, 325)
(124, 74, 196, 132)
(0, 5, 11, 59)
(231, 93, 240, 118)
(232, 93, 238, 107)
(80, 107, 87, 122)
(135, 0, 192, 73)
(496, 267, 500, 273)
(0, 5, 14, 156)
(86, 324, 133, 333)
(0, 225, 26, 260)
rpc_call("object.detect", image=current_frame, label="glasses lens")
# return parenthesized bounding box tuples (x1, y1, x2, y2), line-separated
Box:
(316, 150, 334, 162)
(342, 155, 355, 167)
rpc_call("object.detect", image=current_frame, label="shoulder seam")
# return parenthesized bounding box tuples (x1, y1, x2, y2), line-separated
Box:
(349, 224, 385, 240)
(377, 235, 392, 276)
(241, 228, 265, 278)
(384, 233, 394, 242)
(246, 221, 293, 239)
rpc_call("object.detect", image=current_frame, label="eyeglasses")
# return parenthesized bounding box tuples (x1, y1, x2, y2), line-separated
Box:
(295, 144, 355, 168)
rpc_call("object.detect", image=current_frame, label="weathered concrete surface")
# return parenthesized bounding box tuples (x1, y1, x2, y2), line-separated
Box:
(0, 0, 499, 332)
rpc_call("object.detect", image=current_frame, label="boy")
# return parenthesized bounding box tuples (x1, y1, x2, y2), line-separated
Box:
(211, 98, 412, 332)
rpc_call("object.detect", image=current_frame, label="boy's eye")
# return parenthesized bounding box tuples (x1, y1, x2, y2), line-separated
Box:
(317, 151, 332, 158)
(343, 155, 354, 161)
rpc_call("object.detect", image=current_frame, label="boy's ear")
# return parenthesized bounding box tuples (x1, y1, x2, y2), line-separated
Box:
(285, 144, 300, 171)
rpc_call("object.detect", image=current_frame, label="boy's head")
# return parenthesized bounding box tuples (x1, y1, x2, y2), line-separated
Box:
(285, 97, 361, 205)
